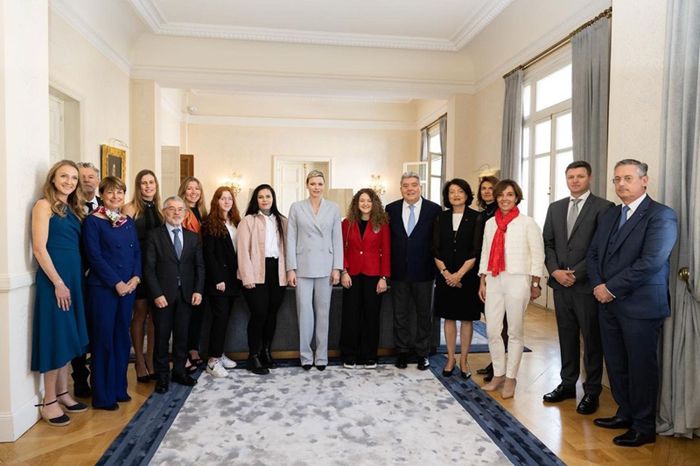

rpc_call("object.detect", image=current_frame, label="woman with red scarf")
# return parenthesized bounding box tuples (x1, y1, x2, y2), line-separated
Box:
(478, 180, 544, 399)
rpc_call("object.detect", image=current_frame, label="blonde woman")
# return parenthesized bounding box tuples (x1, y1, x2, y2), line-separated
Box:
(123, 169, 163, 382)
(31, 160, 89, 426)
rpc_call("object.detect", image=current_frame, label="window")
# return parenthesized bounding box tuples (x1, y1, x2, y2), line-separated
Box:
(420, 116, 446, 204)
(521, 50, 573, 229)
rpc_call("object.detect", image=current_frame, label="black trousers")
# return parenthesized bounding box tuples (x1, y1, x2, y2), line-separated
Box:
(71, 354, 90, 385)
(152, 292, 192, 378)
(242, 258, 285, 355)
(187, 299, 204, 354)
(391, 280, 433, 358)
(553, 288, 603, 395)
(207, 294, 235, 357)
(340, 274, 383, 363)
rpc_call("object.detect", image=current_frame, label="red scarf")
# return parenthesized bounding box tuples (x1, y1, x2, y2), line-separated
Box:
(487, 206, 519, 276)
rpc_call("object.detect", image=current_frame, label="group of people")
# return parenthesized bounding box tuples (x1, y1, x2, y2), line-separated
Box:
(31, 158, 677, 448)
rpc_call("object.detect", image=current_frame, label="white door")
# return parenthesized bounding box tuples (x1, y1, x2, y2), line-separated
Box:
(278, 161, 306, 216)
(49, 95, 65, 164)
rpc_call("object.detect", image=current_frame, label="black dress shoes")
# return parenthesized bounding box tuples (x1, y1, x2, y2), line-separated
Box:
(117, 394, 132, 402)
(395, 353, 408, 369)
(594, 416, 632, 429)
(316, 365, 326, 371)
(172, 373, 197, 387)
(576, 394, 599, 414)
(93, 403, 119, 411)
(613, 429, 655, 447)
(476, 363, 492, 375)
(302, 364, 312, 371)
(260, 347, 276, 369)
(247, 355, 270, 375)
(543, 384, 577, 403)
(417, 357, 430, 371)
(155, 381, 169, 394)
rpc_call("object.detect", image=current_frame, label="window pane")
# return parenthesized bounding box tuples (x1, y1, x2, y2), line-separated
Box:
(520, 158, 529, 216)
(536, 64, 572, 111)
(522, 127, 530, 159)
(535, 120, 551, 155)
(533, 156, 550, 229)
(523, 85, 531, 119)
(430, 176, 441, 203)
(555, 150, 574, 200)
(429, 133, 441, 155)
(430, 155, 442, 176)
(556, 112, 572, 150)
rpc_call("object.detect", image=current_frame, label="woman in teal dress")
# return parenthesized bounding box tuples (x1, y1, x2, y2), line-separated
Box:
(31, 160, 89, 427)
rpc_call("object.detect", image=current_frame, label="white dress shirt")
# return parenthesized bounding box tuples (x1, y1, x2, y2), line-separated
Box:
(401, 197, 423, 233)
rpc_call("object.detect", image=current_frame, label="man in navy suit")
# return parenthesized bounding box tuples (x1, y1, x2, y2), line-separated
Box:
(587, 159, 677, 447)
(385, 172, 441, 370)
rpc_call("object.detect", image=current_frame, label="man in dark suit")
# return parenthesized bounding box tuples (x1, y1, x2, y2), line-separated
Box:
(72, 162, 104, 398)
(385, 172, 441, 370)
(144, 196, 205, 393)
(587, 159, 677, 447)
(542, 161, 613, 415)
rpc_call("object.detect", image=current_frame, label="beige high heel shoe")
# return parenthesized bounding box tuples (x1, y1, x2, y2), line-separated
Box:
(482, 375, 505, 391)
(501, 377, 517, 398)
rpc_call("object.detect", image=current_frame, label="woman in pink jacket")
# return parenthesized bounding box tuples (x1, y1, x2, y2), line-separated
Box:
(237, 184, 288, 375)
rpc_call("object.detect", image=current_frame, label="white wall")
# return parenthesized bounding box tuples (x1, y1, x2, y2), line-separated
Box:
(49, 10, 130, 176)
(185, 123, 417, 209)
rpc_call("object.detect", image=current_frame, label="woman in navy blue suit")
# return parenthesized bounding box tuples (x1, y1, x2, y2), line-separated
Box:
(82, 176, 141, 410)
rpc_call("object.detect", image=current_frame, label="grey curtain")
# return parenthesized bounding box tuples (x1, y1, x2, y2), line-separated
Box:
(420, 127, 428, 162)
(439, 116, 447, 180)
(657, 0, 700, 439)
(500, 69, 523, 180)
(571, 16, 611, 196)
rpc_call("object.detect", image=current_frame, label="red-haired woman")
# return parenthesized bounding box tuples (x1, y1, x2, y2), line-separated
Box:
(340, 188, 390, 369)
(202, 186, 241, 378)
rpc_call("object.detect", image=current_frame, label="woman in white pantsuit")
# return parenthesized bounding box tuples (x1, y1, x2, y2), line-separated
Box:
(286, 170, 343, 371)
(478, 179, 544, 399)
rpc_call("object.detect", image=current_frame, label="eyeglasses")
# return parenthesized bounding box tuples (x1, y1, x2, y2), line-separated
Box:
(611, 176, 638, 185)
(164, 207, 186, 213)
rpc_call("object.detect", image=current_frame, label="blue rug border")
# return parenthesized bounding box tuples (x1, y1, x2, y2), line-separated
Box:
(428, 353, 565, 466)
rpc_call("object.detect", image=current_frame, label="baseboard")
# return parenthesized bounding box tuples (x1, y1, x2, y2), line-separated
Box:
(0, 396, 40, 443)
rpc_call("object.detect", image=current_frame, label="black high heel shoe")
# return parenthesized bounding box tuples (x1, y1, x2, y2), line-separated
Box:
(35, 399, 71, 426)
(442, 359, 456, 377)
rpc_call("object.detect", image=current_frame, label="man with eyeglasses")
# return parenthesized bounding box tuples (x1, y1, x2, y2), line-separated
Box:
(144, 196, 205, 394)
(542, 160, 613, 415)
(586, 159, 677, 447)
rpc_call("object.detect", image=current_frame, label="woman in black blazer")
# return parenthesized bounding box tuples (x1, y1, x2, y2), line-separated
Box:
(433, 179, 481, 379)
(202, 186, 241, 378)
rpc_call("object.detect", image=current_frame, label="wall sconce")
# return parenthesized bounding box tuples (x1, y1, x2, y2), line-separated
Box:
(370, 174, 386, 197)
(223, 172, 243, 195)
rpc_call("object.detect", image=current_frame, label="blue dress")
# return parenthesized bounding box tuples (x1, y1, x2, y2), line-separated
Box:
(31, 209, 89, 373)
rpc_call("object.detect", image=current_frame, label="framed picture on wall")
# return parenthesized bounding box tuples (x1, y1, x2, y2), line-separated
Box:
(100, 145, 126, 180)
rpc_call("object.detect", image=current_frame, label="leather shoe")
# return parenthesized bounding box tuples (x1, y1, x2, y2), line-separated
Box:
(417, 357, 430, 371)
(576, 394, 599, 415)
(395, 353, 408, 369)
(316, 365, 326, 371)
(155, 381, 169, 394)
(302, 364, 312, 371)
(594, 416, 632, 429)
(247, 355, 270, 375)
(543, 384, 576, 403)
(476, 363, 492, 375)
(172, 373, 197, 387)
(613, 429, 655, 447)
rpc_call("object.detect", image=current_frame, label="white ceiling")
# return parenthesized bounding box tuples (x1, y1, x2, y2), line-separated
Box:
(127, 0, 514, 51)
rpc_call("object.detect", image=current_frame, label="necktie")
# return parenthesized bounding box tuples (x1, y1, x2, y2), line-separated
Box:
(567, 198, 581, 238)
(173, 228, 183, 259)
(407, 204, 416, 236)
(85, 201, 95, 212)
(618, 205, 630, 231)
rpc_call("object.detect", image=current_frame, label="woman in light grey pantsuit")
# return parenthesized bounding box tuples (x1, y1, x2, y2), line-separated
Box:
(286, 170, 343, 371)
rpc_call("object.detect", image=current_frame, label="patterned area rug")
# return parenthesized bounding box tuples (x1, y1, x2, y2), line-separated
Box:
(100, 356, 561, 465)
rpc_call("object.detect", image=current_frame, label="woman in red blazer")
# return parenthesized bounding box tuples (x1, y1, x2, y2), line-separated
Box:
(340, 188, 391, 369)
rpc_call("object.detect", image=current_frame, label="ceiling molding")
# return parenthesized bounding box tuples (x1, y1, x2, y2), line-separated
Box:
(452, 0, 515, 49)
(132, 65, 475, 100)
(50, 0, 132, 74)
(127, 0, 167, 31)
(187, 115, 418, 131)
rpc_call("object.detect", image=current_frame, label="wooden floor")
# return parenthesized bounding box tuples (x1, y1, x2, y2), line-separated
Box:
(1, 306, 698, 465)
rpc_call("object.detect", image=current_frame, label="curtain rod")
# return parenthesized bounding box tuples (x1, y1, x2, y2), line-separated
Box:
(420, 113, 447, 132)
(503, 7, 612, 79)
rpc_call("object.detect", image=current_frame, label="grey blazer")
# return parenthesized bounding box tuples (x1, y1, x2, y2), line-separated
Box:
(286, 198, 343, 278)
(543, 193, 613, 292)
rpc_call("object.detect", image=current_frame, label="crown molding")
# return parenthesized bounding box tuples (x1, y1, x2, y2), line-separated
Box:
(50, 0, 132, 74)
(187, 115, 417, 131)
(132, 65, 475, 100)
(127, 0, 167, 31)
(452, 0, 515, 50)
